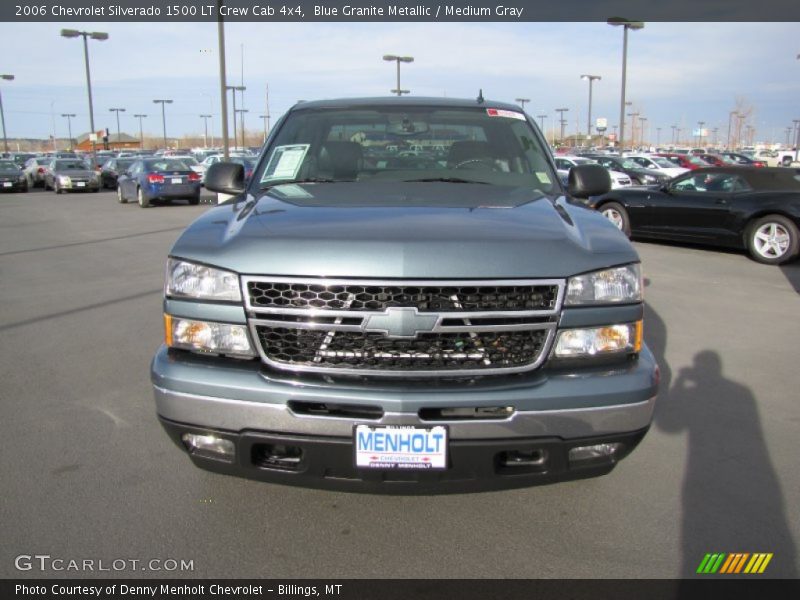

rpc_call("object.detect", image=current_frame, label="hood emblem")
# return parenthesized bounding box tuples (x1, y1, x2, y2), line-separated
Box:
(362, 307, 438, 338)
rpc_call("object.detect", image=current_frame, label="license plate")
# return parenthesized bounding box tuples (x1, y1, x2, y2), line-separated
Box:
(354, 425, 447, 470)
(76, 182, 85, 187)
(2, 182, 11, 187)
(171, 177, 182, 184)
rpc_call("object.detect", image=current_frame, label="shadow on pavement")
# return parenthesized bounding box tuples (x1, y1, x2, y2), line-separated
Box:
(779, 261, 800, 295)
(645, 304, 797, 578)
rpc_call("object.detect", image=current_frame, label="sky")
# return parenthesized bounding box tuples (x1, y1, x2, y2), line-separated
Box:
(1, 21, 799, 146)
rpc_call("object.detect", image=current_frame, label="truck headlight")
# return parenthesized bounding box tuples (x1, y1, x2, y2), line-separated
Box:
(554, 322, 642, 358)
(565, 264, 642, 305)
(166, 258, 241, 302)
(58, 175, 71, 184)
(165, 315, 256, 357)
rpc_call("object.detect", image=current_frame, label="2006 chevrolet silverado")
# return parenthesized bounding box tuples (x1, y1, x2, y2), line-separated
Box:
(151, 97, 659, 493)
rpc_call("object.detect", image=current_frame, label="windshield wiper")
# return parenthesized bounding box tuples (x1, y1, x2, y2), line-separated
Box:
(403, 177, 489, 184)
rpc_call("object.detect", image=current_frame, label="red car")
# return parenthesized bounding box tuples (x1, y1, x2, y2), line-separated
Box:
(654, 153, 712, 170)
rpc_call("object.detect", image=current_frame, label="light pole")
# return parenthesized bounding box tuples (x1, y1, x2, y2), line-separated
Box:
(235, 108, 248, 149)
(608, 18, 644, 151)
(109, 107, 125, 149)
(383, 55, 413, 96)
(656, 127, 661, 147)
(555, 108, 569, 145)
(259, 114, 269, 143)
(736, 114, 746, 149)
(671, 125, 677, 145)
(200, 114, 212, 148)
(225, 85, 245, 149)
(153, 99, 173, 149)
(580, 74, 601, 142)
(515, 98, 530, 111)
(536, 113, 547, 133)
(627, 111, 639, 149)
(217, 0, 230, 160)
(60, 29, 108, 161)
(1, 74, 15, 152)
(696, 121, 705, 147)
(639, 116, 647, 147)
(793, 119, 800, 162)
(133, 113, 147, 149)
(61, 113, 76, 149)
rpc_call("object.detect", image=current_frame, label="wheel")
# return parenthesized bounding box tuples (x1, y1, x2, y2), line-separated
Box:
(117, 186, 127, 204)
(747, 215, 799, 265)
(137, 187, 150, 208)
(188, 194, 200, 205)
(600, 201, 631, 236)
(54, 181, 62, 194)
(782, 156, 793, 167)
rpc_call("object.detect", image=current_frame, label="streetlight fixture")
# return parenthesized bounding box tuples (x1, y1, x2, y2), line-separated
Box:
(200, 114, 212, 148)
(555, 108, 569, 144)
(133, 113, 147, 149)
(225, 85, 245, 149)
(580, 74, 601, 141)
(383, 55, 413, 96)
(109, 107, 125, 149)
(61, 113, 76, 150)
(153, 99, 173, 149)
(607, 18, 644, 151)
(0, 74, 14, 152)
(60, 29, 108, 160)
(515, 98, 530, 111)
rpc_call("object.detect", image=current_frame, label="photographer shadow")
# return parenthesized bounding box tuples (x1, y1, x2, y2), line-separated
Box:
(646, 305, 797, 578)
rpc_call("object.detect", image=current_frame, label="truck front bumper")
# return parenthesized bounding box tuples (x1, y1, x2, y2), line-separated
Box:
(152, 345, 658, 493)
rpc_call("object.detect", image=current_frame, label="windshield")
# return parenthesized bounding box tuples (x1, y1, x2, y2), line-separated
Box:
(55, 160, 89, 170)
(687, 155, 711, 167)
(649, 157, 675, 168)
(144, 159, 195, 172)
(0, 161, 19, 172)
(255, 105, 557, 192)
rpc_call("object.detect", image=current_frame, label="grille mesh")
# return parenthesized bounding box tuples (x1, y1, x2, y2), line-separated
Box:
(255, 326, 548, 371)
(248, 282, 558, 312)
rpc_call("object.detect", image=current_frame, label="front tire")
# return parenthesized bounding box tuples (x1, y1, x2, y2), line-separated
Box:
(747, 215, 799, 265)
(137, 187, 150, 208)
(117, 186, 127, 204)
(600, 201, 631, 237)
(54, 181, 62, 194)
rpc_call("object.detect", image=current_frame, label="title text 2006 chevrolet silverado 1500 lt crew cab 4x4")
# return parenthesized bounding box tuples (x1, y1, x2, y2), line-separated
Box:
(152, 97, 659, 493)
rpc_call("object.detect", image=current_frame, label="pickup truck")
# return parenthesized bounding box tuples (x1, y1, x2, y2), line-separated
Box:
(151, 97, 659, 493)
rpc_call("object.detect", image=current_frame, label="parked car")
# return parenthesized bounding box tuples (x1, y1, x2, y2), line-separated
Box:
(718, 152, 767, 168)
(152, 96, 659, 492)
(116, 157, 202, 207)
(624, 154, 688, 178)
(751, 149, 798, 167)
(653, 153, 712, 170)
(99, 158, 136, 189)
(589, 166, 800, 264)
(22, 157, 51, 188)
(43, 158, 100, 193)
(0, 160, 28, 192)
(554, 156, 631, 188)
(581, 154, 671, 185)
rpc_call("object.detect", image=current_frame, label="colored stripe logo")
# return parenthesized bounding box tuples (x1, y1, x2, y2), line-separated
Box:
(696, 553, 773, 574)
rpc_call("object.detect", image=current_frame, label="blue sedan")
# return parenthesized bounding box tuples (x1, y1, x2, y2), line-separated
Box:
(117, 158, 202, 208)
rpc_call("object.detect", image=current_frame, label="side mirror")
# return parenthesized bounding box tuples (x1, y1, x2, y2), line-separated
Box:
(205, 162, 246, 195)
(567, 164, 611, 199)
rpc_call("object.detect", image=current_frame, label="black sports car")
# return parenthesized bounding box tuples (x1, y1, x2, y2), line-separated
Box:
(589, 167, 800, 264)
(580, 154, 672, 186)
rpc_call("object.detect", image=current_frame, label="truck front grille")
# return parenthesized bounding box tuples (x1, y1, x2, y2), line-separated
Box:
(243, 277, 564, 377)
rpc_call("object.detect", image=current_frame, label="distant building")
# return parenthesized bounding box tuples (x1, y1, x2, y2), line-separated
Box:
(75, 131, 141, 152)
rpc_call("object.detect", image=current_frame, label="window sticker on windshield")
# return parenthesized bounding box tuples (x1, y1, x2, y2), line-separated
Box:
(486, 108, 526, 121)
(270, 184, 314, 199)
(536, 172, 551, 184)
(260, 144, 310, 182)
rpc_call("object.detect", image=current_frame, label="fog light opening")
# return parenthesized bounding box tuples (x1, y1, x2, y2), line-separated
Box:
(568, 442, 623, 464)
(181, 433, 236, 462)
(499, 449, 547, 468)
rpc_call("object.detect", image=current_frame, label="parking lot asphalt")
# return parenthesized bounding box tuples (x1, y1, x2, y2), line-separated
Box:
(1, 189, 798, 579)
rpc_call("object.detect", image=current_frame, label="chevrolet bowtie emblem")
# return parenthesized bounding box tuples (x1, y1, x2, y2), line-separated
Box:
(362, 307, 439, 338)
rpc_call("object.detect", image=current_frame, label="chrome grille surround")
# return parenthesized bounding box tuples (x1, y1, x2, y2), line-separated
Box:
(242, 276, 565, 377)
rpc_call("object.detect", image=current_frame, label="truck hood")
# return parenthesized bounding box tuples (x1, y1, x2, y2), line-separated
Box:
(171, 182, 638, 278)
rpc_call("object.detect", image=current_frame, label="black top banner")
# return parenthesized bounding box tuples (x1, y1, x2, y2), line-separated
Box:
(3, 0, 800, 22)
